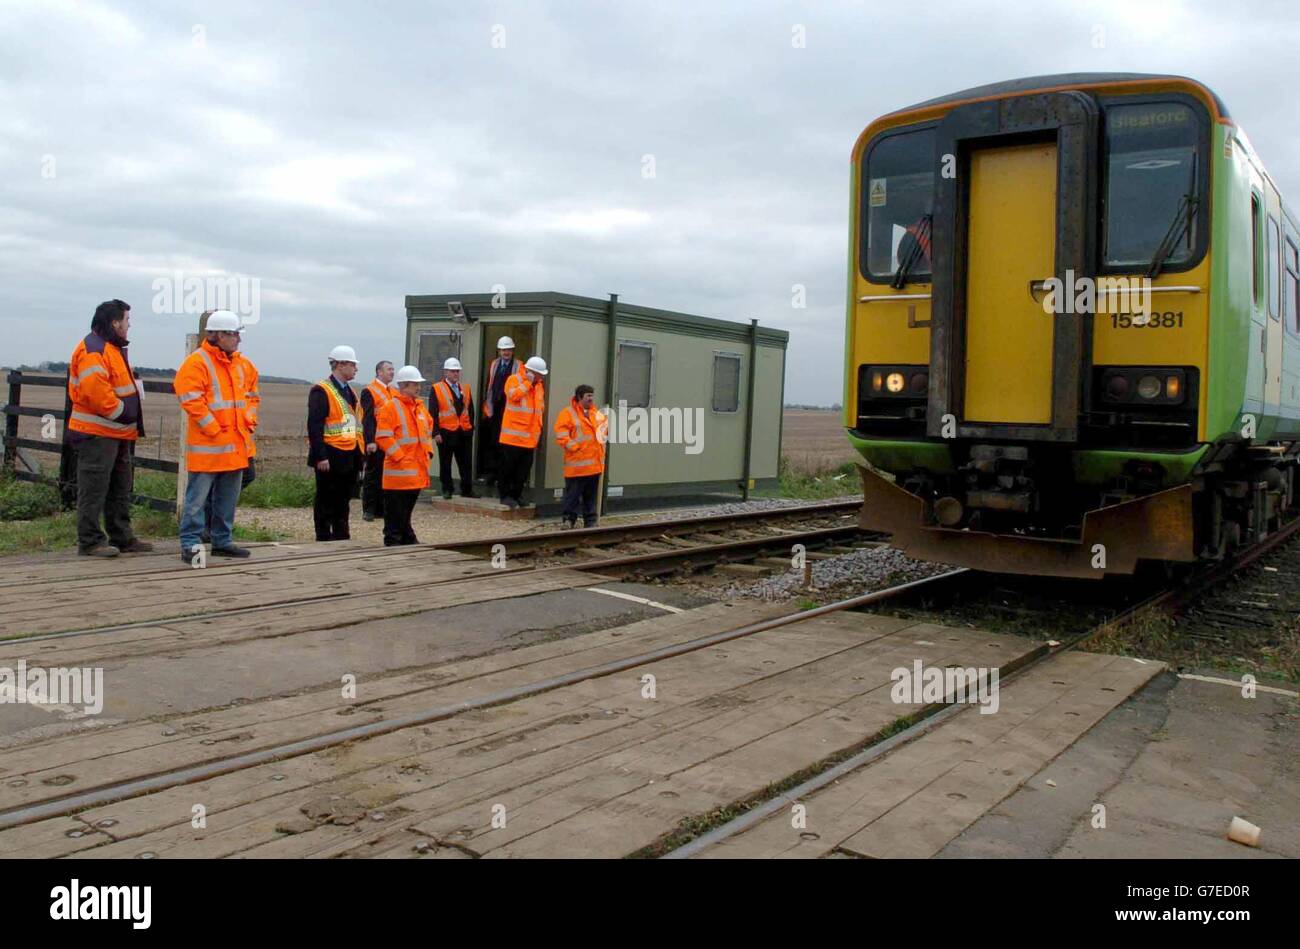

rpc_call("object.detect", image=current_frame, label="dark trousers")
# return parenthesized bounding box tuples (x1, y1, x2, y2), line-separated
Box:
(382, 489, 420, 545)
(497, 444, 534, 504)
(478, 414, 503, 485)
(437, 429, 473, 495)
(361, 450, 385, 517)
(562, 474, 600, 526)
(313, 447, 360, 541)
(75, 436, 135, 551)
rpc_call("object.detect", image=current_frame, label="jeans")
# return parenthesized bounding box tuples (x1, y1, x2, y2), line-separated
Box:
(181, 469, 243, 553)
(204, 458, 255, 536)
(75, 436, 135, 550)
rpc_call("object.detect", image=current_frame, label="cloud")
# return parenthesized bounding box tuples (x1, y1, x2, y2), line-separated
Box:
(1, 0, 1298, 408)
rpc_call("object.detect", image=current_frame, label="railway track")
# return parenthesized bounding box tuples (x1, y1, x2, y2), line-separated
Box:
(2, 500, 876, 644)
(4, 515, 1293, 848)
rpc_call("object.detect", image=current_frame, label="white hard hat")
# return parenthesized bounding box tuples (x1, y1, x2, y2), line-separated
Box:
(443, 357, 462, 371)
(206, 310, 242, 332)
(393, 365, 425, 383)
(496, 336, 516, 350)
(329, 345, 358, 364)
(524, 356, 548, 376)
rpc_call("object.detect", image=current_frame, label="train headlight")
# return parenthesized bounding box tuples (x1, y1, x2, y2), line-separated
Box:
(871, 371, 884, 394)
(1096, 367, 1189, 406)
(909, 372, 929, 395)
(886, 372, 906, 393)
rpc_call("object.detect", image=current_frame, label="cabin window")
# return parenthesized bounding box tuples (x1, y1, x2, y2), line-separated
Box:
(616, 341, 654, 408)
(1102, 102, 1201, 270)
(1267, 216, 1281, 320)
(711, 353, 742, 413)
(862, 127, 935, 281)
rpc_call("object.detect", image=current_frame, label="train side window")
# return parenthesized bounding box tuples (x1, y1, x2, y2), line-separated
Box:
(1251, 196, 1261, 305)
(1286, 238, 1300, 334)
(1267, 216, 1281, 320)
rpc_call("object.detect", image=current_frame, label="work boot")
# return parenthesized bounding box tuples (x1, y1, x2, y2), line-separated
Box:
(442, 490, 453, 500)
(180, 546, 203, 565)
(583, 517, 599, 529)
(211, 545, 251, 559)
(560, 519, 575, 531)
(502, 498, 519, 510)
(79, 544, 120, 558)
(117, 539, 154, 553)
(362, 511, 375, 522)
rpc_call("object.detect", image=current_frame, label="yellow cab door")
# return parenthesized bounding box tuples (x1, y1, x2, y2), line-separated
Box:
(963, 141, 1057, 424)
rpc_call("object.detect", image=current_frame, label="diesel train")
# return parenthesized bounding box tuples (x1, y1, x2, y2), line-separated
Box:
(844, 73, 1299, 577)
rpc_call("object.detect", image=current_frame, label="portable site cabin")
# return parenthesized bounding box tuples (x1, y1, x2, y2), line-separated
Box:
(404, 291, 789, 512)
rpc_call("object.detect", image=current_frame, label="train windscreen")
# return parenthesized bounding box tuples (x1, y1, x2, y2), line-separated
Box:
(863, 127, 935, 280)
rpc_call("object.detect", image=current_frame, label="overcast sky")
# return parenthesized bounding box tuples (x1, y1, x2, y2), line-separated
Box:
(2, 0, 1298, 403)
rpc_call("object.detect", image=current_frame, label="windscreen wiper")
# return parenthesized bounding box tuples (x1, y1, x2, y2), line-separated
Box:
(1146, 154, 1199, 279)
(891, 213, 932, 290)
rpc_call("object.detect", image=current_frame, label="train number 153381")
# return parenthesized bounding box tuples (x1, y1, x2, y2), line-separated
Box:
(1110, 311, 1184, 329)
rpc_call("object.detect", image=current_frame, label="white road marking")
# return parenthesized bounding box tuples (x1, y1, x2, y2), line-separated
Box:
(587, 587, 684, 614)
(1178, 673, 1298, 698)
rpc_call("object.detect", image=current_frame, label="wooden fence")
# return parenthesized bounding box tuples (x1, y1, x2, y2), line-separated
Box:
(2, 371, 179, 512)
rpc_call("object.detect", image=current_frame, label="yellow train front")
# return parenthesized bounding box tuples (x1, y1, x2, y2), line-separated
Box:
(846, 73, 1300, 578)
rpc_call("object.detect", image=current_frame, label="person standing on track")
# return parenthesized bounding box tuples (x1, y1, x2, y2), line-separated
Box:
(479, 336, 521, 494)
(359, 359, 396, 522)
(430, 356, 476, 500)
(374, 365, 434, 545)
(174, 310, 255, 564)
(496, 355, 547, 509)
(306, 345, 364, 541)
(66, 298, 152, 557)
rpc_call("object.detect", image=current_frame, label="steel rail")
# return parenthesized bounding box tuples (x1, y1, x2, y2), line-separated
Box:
(2, 526, 871, 645)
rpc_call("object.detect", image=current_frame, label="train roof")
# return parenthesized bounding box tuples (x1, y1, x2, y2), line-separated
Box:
(889, 73, 1230, 119)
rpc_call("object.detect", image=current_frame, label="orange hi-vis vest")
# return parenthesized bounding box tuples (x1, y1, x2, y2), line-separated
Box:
(554, 400, 607, 478)
(232, 354, 260, 458)
(484, 358, 522, 417)
(174, 340, 253, 473)
(68, 331, 140, 441)
(362, 378, 395, 429)
(314, 377, 364, 452)
(374, 393, 434, 490)
(500, 368, 544, 449)
(432, 378, 473, 432)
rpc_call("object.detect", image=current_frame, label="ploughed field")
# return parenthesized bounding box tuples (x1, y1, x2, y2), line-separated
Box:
(15, 380, 850, 475)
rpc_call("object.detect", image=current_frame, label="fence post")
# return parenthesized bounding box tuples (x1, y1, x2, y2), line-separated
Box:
(176, 324, 201, 518)
(3, 370, 20, 475)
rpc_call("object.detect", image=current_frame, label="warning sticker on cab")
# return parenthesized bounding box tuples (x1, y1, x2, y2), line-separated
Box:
(868, 178, 887, 207)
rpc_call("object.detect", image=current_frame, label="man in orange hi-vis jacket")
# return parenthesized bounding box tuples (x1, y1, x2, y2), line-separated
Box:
(553, 384, 607, 529)
(373, 365, 434, 545)
(497, 355, 547, 509)
(66, 299, 152, 557)
(173, 310, 256, 564)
